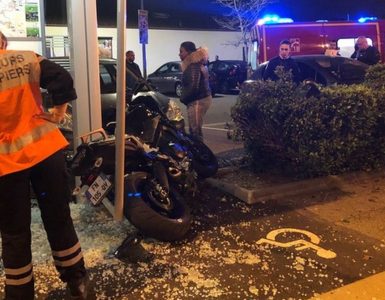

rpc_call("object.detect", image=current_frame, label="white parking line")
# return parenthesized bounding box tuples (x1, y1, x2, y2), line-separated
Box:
(310, 271, 385, 299)
(203, 122, 228, 127)
(202, 127, 229, 132)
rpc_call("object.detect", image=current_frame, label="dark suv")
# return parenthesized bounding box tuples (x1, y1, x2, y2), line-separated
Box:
(208, 60, 248, 95)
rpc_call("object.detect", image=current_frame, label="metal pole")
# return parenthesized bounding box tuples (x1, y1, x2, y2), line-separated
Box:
(141, 0, 147, 79)
(39, 0, 47, 57)
(114, 0, 127, 221)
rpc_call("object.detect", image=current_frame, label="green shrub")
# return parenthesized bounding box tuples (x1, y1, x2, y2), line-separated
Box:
(232, 70, 385, 178)
(364, 64, 385, 91)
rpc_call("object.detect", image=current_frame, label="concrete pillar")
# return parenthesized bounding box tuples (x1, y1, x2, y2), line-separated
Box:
(66, 0, 101, 146)
(114, 0, 127, 221)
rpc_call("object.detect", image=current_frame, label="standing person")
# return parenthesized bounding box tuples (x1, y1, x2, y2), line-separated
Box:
(0, 31, 89, 299)
(125, 50, 143, 93)
(350, 36, 380, 65)
(179, 41, 212, 141)
(125, 50, 143, 79)
(263, 39, 301, 83)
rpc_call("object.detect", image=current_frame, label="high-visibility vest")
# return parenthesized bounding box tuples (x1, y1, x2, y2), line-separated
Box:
(0, 50, 68, 177)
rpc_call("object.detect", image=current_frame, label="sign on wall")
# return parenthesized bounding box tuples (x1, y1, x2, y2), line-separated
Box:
(98, 37, 113, 58)
(0, 0, 41, 37)
(138, 9, 148, 44)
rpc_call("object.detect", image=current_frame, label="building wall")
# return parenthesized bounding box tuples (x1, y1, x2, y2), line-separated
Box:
(45, 26, 243, 74)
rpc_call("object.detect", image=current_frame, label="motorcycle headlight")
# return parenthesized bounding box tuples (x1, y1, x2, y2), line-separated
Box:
(166, 100, 184, 122)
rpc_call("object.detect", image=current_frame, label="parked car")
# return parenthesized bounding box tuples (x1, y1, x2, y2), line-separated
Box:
(147, 61, 183, 97)
(147, 61, 220, 98)
(208, 60, 248, 94)
(44, 57, 170, 127)
(251, 55, 369, 85)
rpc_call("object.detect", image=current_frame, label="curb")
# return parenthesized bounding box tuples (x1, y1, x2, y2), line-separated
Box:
(206, 169, 383, 204)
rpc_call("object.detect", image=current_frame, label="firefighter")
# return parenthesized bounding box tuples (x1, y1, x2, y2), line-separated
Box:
(0, 31, 89, 299)
(263, 39, 301, 83)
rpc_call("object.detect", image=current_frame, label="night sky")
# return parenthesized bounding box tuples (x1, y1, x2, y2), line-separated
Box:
(264, 0, 384, 22)
(44, 0, 385, 28)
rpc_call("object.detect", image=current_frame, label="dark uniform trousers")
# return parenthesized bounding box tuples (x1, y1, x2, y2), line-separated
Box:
(0, 150, 86, 299)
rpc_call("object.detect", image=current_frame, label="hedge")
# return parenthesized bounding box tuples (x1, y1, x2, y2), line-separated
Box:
(231, 65, 385, 178)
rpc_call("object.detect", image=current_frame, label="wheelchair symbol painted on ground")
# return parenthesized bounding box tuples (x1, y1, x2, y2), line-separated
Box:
(256, 228, 337, 259)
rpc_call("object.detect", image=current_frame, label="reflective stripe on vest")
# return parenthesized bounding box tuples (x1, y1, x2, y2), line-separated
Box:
(0, 122, 58, 155)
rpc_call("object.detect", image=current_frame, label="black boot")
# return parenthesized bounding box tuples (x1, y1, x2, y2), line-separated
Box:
(66, 274, 90, 300)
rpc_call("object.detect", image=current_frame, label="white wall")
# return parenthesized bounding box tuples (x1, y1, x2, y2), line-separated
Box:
(6, 40, 43, 54)
(46, 26, 243, 74)
(144, 29, 243, 73)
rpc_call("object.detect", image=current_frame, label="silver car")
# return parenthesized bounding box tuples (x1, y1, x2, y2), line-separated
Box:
(147, 61, 183, 97)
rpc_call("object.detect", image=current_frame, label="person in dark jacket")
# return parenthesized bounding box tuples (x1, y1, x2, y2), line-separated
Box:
(125, 50, 143, 92)
(126, 50, 142, 78)
(179, 41, 212, 141)
(263, 39, 301, 83)
(350, 36, 381, 65)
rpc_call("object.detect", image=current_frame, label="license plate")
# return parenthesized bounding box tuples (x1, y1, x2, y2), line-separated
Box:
(85, 173, 112, 205)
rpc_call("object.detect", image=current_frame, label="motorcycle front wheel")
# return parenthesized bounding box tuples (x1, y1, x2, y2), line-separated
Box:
(123, 172, 191, 242)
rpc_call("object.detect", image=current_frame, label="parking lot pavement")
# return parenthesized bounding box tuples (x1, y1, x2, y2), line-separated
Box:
(3, 177, 384, 299)
(202, 126, 243, 155)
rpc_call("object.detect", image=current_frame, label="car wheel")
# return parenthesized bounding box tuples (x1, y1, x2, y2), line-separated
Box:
(175, 82, 182, 97)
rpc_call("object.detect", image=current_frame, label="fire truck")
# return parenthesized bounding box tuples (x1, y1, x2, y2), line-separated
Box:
(252, 19, 385, 64)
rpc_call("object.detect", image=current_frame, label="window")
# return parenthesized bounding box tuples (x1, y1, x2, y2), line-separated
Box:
(217, 62, 228, 72)
(337, 38, 373, 58)
(298, 61, 327, 85)
(170, 64, 181, 72)
(157, 64, 170, 74)
(99, 64, 116, 93)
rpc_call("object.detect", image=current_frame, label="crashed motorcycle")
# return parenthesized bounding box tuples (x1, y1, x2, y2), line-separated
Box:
(107, 79, 219, 179)
(70, 129, 192, 242)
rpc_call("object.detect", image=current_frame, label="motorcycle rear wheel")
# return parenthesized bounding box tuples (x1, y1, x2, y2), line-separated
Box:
(124, 172, 191, 242)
